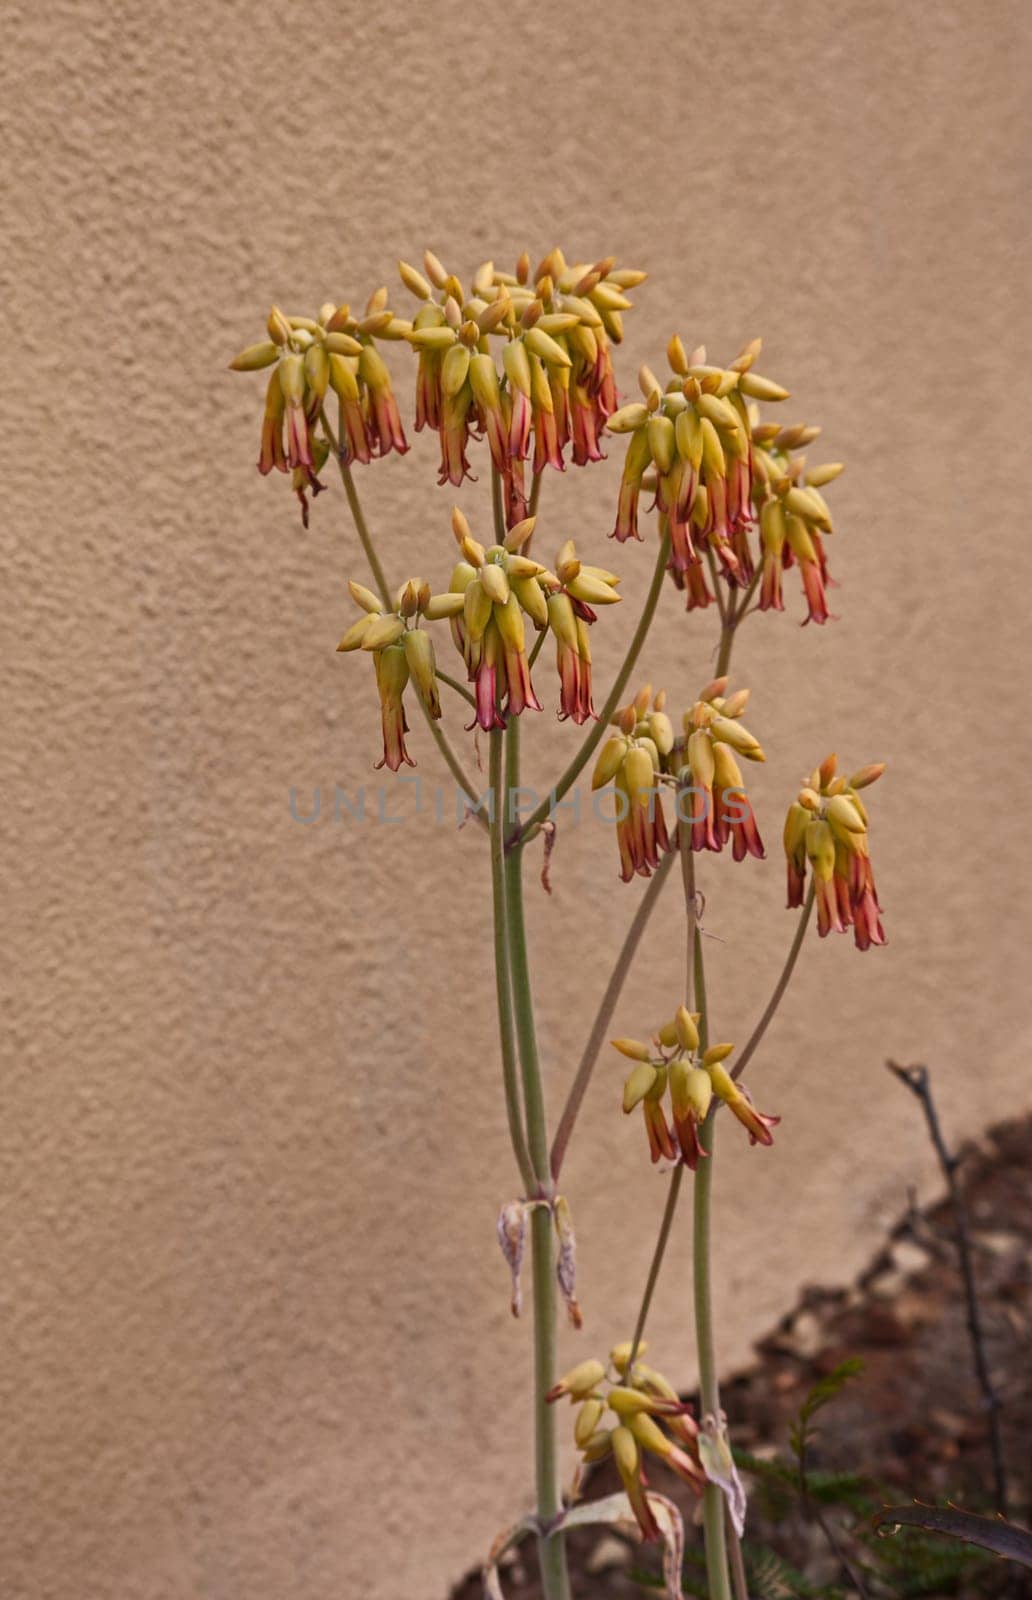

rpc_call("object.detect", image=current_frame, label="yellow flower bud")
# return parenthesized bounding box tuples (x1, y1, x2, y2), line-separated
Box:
(524, 327, 571, 368)
(608, 1386, 657, 1417)
(612, 1037, 652, 1062)
(709, 716, 764, 762)
(623, 1062, 659, 1113)
(478, 562, 510, 606)
(805, 461, 845, 488)
(738, 371, 790, 402)
(361, 614, 406, 651)
(610, 1339, 647, 1374)
(336, 615, 375, 652)
(575, 1398, 606, 1448)
(229, 340, 280, 371)
(422, 592, 465, 621)
(675, 1005, 699, 1052)
(647, 414, 676, 475)
(592, 736, 629, 790)
(348, 580, 382, 614)
(547, 1358, 606, 1403)
(606, 401, 650, 434)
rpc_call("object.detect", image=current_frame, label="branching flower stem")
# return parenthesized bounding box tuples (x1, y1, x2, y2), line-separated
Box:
(489, 469, 570, 1600)
(732, 883, 815, 1084)
(549, 849, 676, 1179)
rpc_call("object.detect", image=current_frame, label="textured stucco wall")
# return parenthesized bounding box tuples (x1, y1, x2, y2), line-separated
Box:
(2, 2, 1030, 1597)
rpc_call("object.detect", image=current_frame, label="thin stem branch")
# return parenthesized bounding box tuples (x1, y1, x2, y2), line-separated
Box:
(705, 547, 728, 626)
(517, 529, 672, 842)
(320, 410, 392, 607)
(489, 729, 534, 1193)
(799, 1432, 874, 1599)
(679, 797, 699, 1006)
(436, 667, 476, 709)
(713, 568, 761, 676)
(492, 462, 507, 544)
(726, 1505, 749, 1600)
(627, 1165, 683, 1371)
(886, 1060, 1009, 1516)
(549, 849, 676, 1179)
(528, 623, 549, 670)
(731, 882, 815, 1083)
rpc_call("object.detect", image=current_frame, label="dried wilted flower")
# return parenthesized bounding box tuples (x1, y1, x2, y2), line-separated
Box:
(783, 754, 886, 948)
(592, 686, 673, 881)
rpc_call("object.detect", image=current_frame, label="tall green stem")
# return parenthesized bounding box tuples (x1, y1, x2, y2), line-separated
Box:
(692, 928, 732, 1600)
(489, 729, 535, 1193)
(503, 712, 570, 1600)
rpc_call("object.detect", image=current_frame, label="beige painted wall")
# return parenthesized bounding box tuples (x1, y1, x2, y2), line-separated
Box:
(3, 2, 1031, 1597)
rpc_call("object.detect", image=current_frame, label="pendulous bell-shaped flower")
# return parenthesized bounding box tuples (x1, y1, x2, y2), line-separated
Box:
(592, 686, 673, 881)
(784, 754, 886, 949)
(336, 575, 463, 770)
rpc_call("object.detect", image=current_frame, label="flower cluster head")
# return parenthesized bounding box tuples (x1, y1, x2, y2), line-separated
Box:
(613, 1006, 779, 1169)
(753, 429, 843, 624)
(397, 248, 645, 530)
(606, 339, 846, 623)
(670, 676, 765, 860)
(230, 295, 410, 520)
(547, 1342, 705, 1541)
(336, 577, 463, 770)
(607, 336, 786, 574)
(592, 687, 674, 881)
(783, 755, 886, 949)
(446, 511, 625, 733)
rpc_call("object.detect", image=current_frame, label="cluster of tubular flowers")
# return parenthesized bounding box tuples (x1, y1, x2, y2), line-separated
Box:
(753, 425, 844, 624)
(613, 1005, 779, 1169)
(784, 755, 887, 950)
(607, 337, 788, 589)
(397, 248, 644, 530)
(669, 676, 765, 859)
(547, 1343, 705, 1541)
(446, 510, 545, 730)
(336, 577, 463, 770)
(592, 687, 674, 881)
(547, 540, 621, 724)
(447, 511, 622, 731)
(230, 295, 411, 519)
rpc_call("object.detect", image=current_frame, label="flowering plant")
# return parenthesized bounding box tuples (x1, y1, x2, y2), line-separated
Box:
(231, 247, 886, 1600)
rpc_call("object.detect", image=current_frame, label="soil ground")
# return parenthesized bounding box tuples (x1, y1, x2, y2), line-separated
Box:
(450, 1114, 1031, 1600)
